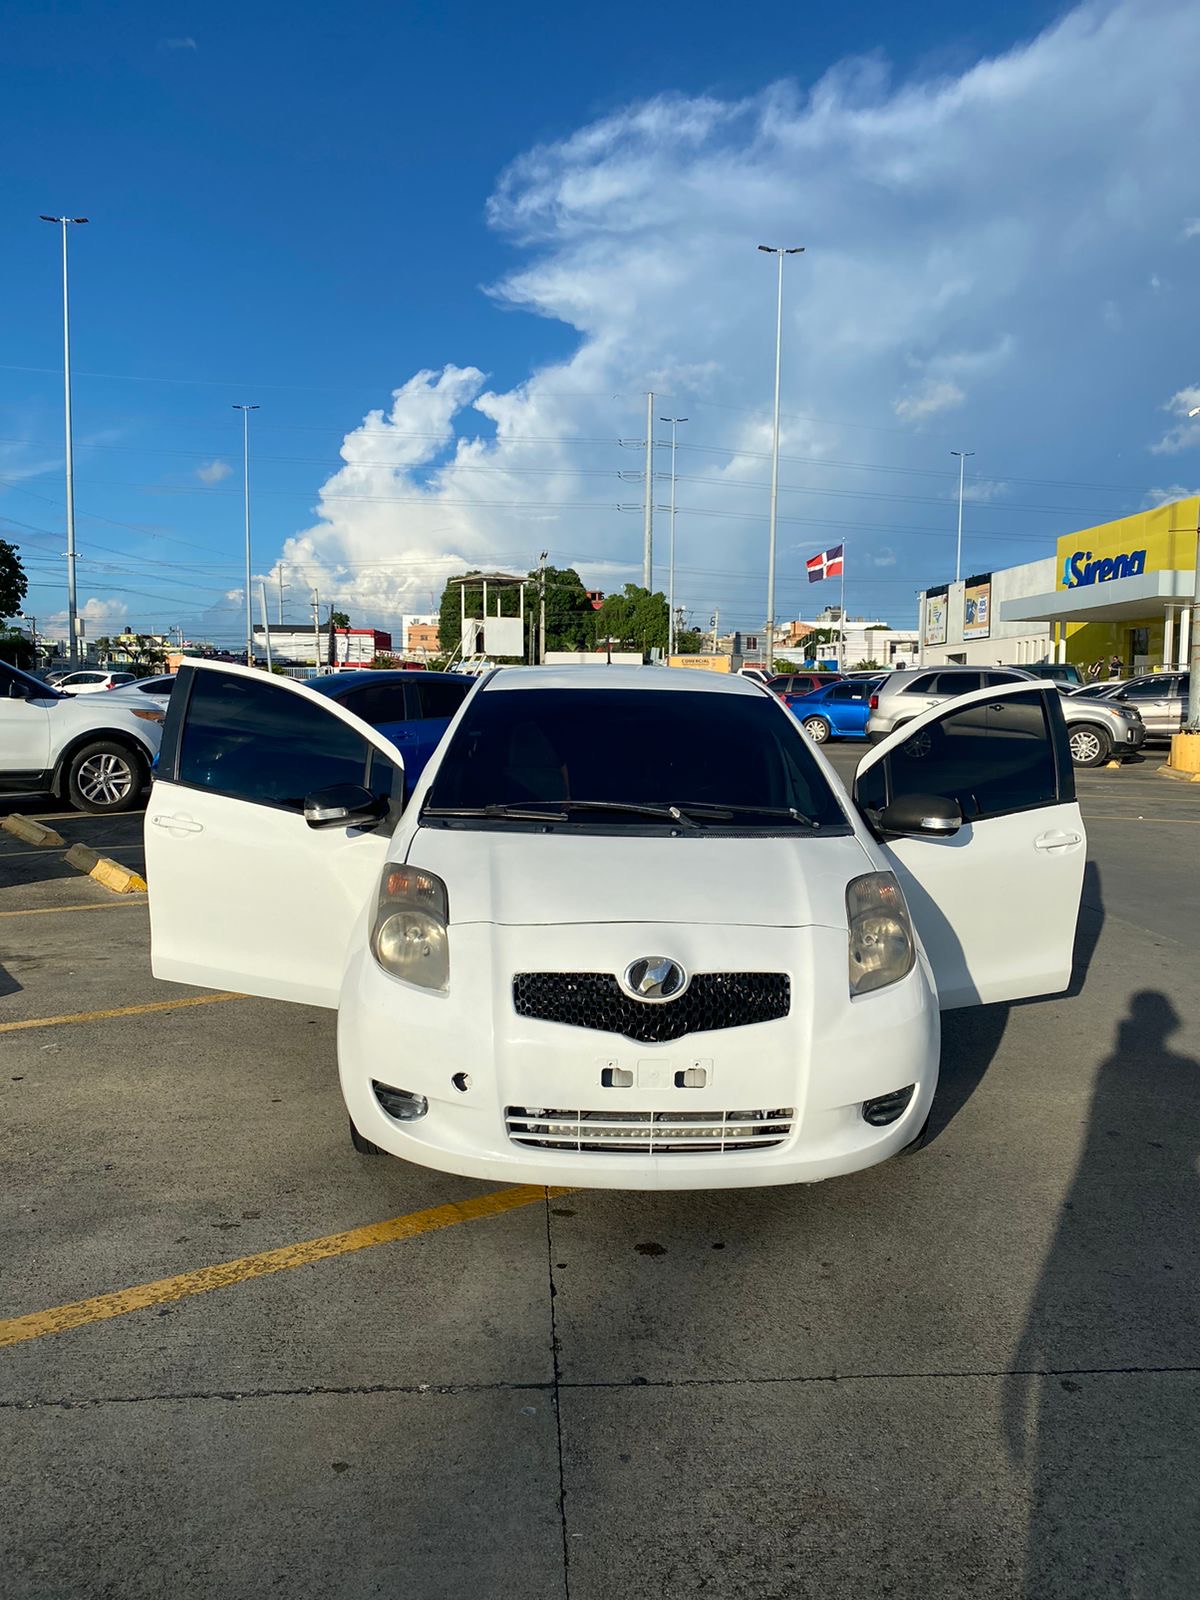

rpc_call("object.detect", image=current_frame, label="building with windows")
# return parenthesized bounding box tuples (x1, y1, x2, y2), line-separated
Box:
(917, 498, 1197, 674)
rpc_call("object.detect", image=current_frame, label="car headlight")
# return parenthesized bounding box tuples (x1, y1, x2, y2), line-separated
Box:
(370, 865, 449, 991)
(846, 872, 916, 996)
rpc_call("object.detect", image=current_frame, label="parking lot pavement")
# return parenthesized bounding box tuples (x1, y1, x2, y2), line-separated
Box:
(3, 761, 1200, 1598)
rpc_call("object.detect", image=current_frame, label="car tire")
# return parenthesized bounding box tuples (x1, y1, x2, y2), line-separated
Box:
(802, 715, 831, 744)
(66, 740, 145, 814)
(1066, 725, 1111, 767)
(349, 1118, 383, 1156)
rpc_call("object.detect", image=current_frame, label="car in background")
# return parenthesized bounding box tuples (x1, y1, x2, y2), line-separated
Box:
(1002, 661, 1083, 687)
(767, 671, 843, 698)
(121, 674, 176, 699)
(53, 669, 139, 695)
(1069, 678, 1129, 699)
(308, 669, 473, 787)
(867, 664, 1145, 766)
(0, 660, 163, 813)
(1093, 672, 1191, 740)
(788, 676, 884, 743)
(145, 662, 1086, 1190)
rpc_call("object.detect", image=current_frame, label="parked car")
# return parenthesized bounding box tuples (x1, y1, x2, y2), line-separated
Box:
(52, 669, 138, 695)
(1090, 673, 1190, 741)
(307, 669, 473, 787)
(1002, 661, 1083, 686)
(767, 671, 843, 697)
(0, 660, 163, 813)
(1069, 679, 1129, 699)
(787, 677, 884, 743)
(868, 665, 1146, 766)
(145, 663, 1085, 1190)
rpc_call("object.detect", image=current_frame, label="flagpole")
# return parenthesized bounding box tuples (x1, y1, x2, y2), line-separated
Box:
(839, 545, 846, 670)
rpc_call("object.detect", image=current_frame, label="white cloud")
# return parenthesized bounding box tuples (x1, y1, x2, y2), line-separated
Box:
(960, 478, 1009, 504)
(196, 459, 233, 485)
(1145, 484, 1200, 507)
(42, 596, 129, 641)
(1150, 385, 1200, 454)
(1102, 300, 1122, 332)
(893, 379, 966, 422)
(268, 0, 1200, 632)
(160, 36, 197, 50)
(1183, 219, 1200, 239)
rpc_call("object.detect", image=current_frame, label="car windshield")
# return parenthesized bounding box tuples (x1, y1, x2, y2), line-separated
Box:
(423, 686, 848, 831)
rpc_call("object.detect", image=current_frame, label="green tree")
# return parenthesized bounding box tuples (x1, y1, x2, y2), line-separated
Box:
(0, 539, 28, 620)
(437, 567, 596, 660)
(595, 585, 669, 653)
(330, 610, 350, 629)
(674, 628, 704, 655)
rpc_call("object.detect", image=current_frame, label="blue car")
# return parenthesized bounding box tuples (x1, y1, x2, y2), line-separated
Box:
(308, 670, 473, 786)
(786, 677, 883, 745)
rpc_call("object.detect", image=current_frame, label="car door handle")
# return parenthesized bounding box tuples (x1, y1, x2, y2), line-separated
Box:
(151, 813, 203, 836)
(1034, 830, 1082, 852)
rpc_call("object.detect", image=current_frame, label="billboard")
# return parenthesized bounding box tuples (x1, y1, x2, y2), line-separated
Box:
(962, 575, 992, 640)
(1056, 498, 1198, 590)
(924, 587, 948, 646)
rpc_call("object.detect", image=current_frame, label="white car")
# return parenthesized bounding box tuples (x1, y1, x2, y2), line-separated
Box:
(0, 660, 164, 813)
(52, 669, 139, 695)
(145, 663, 1085, 1191)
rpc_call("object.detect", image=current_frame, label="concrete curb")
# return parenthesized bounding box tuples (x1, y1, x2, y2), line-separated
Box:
(63, 843, 149, 894)
(1, 815, 66, 848)
(1156, 764, 1200, 785)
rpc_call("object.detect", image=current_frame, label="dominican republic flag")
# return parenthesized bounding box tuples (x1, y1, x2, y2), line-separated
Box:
(806, 544, 844, 582)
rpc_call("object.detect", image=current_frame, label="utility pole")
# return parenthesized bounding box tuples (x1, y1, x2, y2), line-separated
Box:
(40, 215, 87, 669)
(233, 404, 260, 665)
(952, 450, 974, 584)
(758, 244, 804, 672)
(710, 608, 719, 653)
(538, 550, 548, 664)
(642, 391, 654, 589)
(661, 415, 687, 657)
(311, 588, 321, 673)
(277, 563, 287, 625)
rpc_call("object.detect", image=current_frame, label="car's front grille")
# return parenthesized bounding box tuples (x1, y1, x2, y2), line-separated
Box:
(511, 972, 790, 1043)
(505, 1107, 795, 1154)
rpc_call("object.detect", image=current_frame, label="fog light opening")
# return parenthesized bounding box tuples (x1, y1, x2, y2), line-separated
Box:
(451, 1072, 471, 1094)
(862, 1085, 916, 1127)
(372, 1081, 429, 1122)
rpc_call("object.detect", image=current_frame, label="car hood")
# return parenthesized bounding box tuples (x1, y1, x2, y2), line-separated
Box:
(407, 825, 872, 930)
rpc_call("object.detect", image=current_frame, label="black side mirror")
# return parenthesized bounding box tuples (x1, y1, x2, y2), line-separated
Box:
(303, 783, 389, 831)
(877, 792, 962, 839)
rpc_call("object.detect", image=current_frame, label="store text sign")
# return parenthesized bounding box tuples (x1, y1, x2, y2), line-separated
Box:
(1061, 547, 1147, 589)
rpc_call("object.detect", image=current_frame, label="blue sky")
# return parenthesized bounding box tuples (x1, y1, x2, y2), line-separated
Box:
(3, 0, 1198, 645)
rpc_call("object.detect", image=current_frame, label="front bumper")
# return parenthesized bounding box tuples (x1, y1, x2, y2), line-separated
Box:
(337, 923, 940, 1191)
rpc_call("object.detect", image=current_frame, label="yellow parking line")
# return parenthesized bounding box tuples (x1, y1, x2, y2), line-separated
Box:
(0, 900, 146, 917)
(0, 993, 240, 1033)
(0, 1186, 566, 1348)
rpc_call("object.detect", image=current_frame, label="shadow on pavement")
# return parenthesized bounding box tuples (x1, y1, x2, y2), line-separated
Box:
(1005, 991, 1200, 1596)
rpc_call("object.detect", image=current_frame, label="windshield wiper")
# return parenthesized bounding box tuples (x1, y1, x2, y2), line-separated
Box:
(422, 804, 568, 822)
(672, 802, 822, 827)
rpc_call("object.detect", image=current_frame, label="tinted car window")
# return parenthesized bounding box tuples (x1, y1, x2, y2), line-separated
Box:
(425, 687, 847, 830)
(873, 693, 1061, 821)
(928, 671, 982, 695)
(901, 672, 937, 694)
(336, 680, 412, 725)
(1119, 678, 1169, 700)
(413, 676, 471, 719)
(985, 671, 1029, 688)
(178, 670, 374, 810)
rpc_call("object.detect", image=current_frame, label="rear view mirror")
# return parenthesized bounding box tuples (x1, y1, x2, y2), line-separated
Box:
(303, 783, 389, 831)
(877, 792, 962, 839)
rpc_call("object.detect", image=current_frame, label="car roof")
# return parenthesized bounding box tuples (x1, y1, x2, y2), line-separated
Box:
(481, 664, 764, 695)
(308, 669, 461, 694)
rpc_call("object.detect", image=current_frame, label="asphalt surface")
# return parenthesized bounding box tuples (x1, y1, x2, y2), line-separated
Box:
(2, 749, 1199, 1598)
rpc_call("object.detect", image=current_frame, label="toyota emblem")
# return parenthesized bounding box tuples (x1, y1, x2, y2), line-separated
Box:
(621, 956, 688, 1004)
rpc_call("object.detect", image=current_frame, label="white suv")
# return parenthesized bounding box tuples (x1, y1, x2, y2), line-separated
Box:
(0, 660, 164, 813)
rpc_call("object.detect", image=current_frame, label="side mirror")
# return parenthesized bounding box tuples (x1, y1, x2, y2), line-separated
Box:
(303, 783, 389, 831)
(877, 792, 962, 839)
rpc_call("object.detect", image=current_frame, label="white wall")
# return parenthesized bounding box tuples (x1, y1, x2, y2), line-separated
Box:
(920, 558, 1056, 666)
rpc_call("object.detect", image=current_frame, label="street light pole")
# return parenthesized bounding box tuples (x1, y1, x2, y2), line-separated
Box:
(660, 415, 687, 657)
(39, 215, 87, 668)
(758, 244, 804, 672)
(951, 450, 974, 584)
(233, 404, 260, 666)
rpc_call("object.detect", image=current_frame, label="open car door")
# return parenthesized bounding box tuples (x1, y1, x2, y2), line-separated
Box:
(853, 682, 1086, 1009)
(145, 662, 406, 1008)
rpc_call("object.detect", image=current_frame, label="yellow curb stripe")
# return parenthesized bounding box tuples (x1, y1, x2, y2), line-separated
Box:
(0, 1186, 568, 1348)
(0, 900, 146, 917)
(0, 992, 240, 1033)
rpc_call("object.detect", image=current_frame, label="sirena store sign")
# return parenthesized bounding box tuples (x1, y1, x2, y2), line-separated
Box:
(1060, 547, 1147, 589)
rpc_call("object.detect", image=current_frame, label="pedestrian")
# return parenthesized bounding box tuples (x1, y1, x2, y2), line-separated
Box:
(1089, 659, 1104, 681)
(1108, 652, 1122, 678)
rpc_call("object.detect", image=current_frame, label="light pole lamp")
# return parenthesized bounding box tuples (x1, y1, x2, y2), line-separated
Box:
(660, 415, 687, 657)
(951, 449, 974, 584)
(39, 215, 88, 668)
(233, 404, 260, 665)
(758, 244, 804, 671)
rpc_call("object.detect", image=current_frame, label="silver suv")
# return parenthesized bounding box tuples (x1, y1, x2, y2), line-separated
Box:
(868, 665, 1146, 766)
(1083, 672, 1190, 741)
